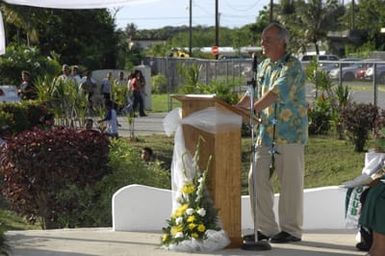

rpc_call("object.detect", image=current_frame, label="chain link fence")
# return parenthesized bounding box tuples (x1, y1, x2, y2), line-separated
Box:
(144, 57, 385, 110)
(143, 57, 253, 91)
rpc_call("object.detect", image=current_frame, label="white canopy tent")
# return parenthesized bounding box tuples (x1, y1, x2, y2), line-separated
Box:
(0, 0, 155, 54)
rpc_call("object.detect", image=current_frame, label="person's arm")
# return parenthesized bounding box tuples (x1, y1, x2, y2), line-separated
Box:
(98, 110, 111, 122)
(235, 93, 251, 109)
(253, 90, 278, 112)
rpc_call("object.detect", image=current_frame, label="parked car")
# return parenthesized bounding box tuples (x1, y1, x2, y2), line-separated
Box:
(329, 59, 363, 81)
(365, 64, 385, 83)
(355, 59, 381, 80)
(318, 62, 338, 73)
(0, 85, 21, 103)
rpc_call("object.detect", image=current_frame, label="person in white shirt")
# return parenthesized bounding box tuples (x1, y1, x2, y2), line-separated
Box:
(71, 65, 82, 87)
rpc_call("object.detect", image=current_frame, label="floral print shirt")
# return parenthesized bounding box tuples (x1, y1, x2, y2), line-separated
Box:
(256, 53, 308, 146)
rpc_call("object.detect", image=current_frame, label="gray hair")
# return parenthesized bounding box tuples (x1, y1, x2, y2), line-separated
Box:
(263, 23, 290, 46)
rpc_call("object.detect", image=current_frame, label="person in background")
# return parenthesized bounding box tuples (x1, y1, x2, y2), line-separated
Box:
(85, 119, 94, 130)
(236, 22, 308, 244)
(80, 70, 97, 112)
(0, 125, 11, 147)
(141, 147, 153, 162)
(18, 70, 37, 100)
(117, 71, 127, 86)
(98, 100, 119, 138)
(57, 64, 73, 83)
(71, 65, 82, 87)
(130, 70, 147, 117)
(101, 72, 113, 105)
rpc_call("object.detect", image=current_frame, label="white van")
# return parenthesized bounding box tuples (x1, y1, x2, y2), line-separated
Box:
(299, 54, 339, 62)
(300, 54, 340, 71)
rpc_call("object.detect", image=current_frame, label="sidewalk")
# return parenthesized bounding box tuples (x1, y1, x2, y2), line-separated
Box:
(117, 112, 167, 137)
(5, 228, 365, 256)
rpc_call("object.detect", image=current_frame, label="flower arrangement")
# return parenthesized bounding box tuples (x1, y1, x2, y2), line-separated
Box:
(161, 142, 226, 251)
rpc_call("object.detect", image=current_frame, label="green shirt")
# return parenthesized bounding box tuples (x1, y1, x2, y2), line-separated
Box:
(256, 53, 308, 146)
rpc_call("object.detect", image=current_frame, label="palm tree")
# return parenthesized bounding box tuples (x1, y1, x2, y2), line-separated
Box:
(0, 3, 40, 46)
(279, 0, 345, 55)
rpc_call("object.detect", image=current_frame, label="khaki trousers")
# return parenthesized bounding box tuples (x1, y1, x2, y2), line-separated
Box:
(248, 144, 304, 238)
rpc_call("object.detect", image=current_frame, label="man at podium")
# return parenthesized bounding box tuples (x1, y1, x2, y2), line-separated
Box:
(236, 23, 308, 244)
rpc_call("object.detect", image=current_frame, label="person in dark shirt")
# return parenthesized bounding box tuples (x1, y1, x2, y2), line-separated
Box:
(18, 71, 37, 100)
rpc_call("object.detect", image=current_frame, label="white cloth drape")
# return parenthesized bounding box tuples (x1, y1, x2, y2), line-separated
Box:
(162, 106, 241, 252)
(163, 106, 242, 211)
(0, 0, 156, 55)
(3, 0, 152, 9)
(342, 151, 385, 188)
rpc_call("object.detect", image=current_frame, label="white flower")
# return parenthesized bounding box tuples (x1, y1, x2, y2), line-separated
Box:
(175, 217, 183, 225)
(186, 208, 194, 215)
(197, 208, 206, 217)
(175, 232, 184, 239)
(198, 177, 204, 183)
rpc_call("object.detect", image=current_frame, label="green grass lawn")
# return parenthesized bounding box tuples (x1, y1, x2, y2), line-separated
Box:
(150, 94, 181, 112)
(129, 134, 366, 195)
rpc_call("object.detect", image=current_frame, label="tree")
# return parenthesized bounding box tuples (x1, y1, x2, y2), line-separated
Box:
(279, 0, 345, 55)
(1, 4, 120, 70)
(0, 2, 41, 45)
(35, 9, 118, 69)
(354, 0, 385, 51)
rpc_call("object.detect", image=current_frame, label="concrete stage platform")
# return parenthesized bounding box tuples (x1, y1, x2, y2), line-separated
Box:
(5, 228, 365, 256)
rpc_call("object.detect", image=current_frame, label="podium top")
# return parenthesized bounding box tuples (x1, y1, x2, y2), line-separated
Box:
(172, 94, 255, 123)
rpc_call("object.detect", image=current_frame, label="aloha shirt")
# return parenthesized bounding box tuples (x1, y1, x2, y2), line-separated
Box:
(256, 53, 308, 146)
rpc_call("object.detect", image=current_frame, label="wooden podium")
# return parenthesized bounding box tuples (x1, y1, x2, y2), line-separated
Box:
(173, 94, 248, 248)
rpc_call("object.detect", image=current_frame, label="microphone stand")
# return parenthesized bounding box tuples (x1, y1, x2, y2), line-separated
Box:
(241, 53, 271, 251)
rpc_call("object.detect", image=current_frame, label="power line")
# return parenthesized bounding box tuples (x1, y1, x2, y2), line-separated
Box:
(223, 0, 262, 12)
(116, 16, 209, 21)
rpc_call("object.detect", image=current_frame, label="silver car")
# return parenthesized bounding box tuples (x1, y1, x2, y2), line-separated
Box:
(0, 85, 21, 103)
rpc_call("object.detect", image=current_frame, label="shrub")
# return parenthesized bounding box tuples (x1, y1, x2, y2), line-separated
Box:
(0, 44, 61, 85)
(306, 59, 351, 137)
(0, 110, 14, 129)
(0, 102, 52, 134)
(341, 103, 378, 152)
(308, 96, 332, 135)
(85, 139, 170, 226)
(0, 128, 110, 229)
(152, 74, 168, 94)
(178, 63, 201, 94)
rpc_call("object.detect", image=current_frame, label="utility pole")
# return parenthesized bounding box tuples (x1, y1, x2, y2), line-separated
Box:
(351, 0, 355, 30)
(215, 0, 219, 59)
(270, 0, 273, 22)
(189, 0, 192, 56)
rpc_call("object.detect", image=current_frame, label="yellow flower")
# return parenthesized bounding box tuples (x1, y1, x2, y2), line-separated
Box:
(191, 233, 199, 239)
(162, 234, 169, 242)
(182, 183, 195, 194)
(187, 215, 196, 223)
(171, 225, 184, 236)
(197, 224, 206, 232)
(174, 204, 188, 217)
(188, 223, 197, 230)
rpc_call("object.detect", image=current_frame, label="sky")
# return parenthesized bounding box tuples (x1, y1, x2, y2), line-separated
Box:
(113, 0, 271, 30)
